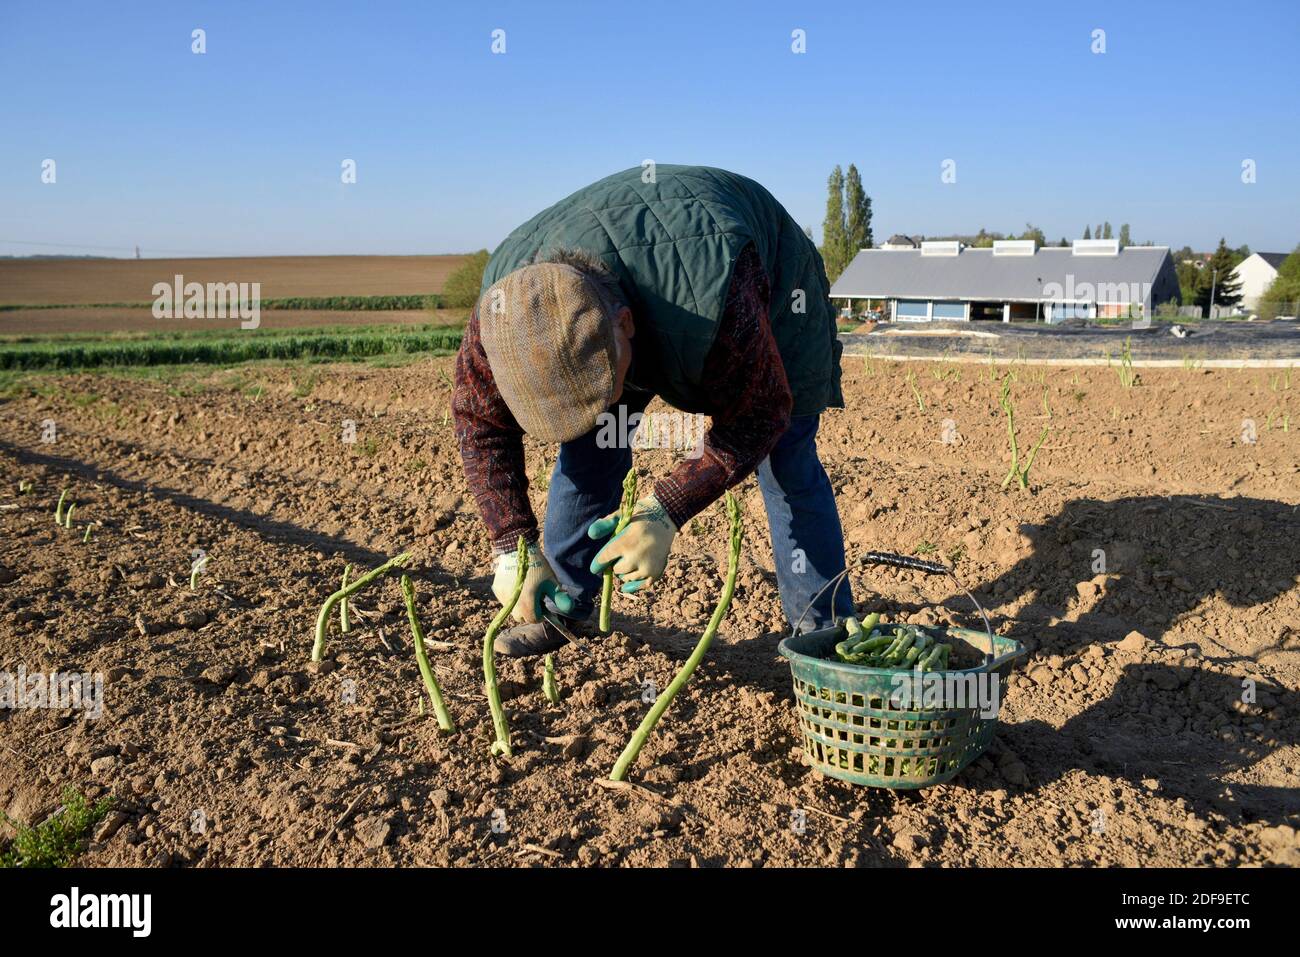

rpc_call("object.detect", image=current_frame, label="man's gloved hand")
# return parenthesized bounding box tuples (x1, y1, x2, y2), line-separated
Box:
(492, 544, 575, 624)
(588, 496, 678, 594)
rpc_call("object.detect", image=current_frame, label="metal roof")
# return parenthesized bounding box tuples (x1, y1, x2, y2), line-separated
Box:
(1257, 252, 1290, 270)
(830, 246, 1174, 301)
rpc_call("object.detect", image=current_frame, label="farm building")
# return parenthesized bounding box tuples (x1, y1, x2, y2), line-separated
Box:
(830, 239, 1181, 323)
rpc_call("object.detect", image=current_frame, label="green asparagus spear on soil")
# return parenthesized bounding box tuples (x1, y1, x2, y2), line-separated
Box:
(339, 564, 352, 634)
(599, 468, 638, 633)
(609, 492, 743, 782)
(400, 574, 455, 732)
(310, 551, 412, 662)
(484, 537, 527, 757)
(543, 653, 560, 705)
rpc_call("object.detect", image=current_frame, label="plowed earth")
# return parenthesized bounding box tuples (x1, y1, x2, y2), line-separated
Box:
(1, 357, 1297, 867)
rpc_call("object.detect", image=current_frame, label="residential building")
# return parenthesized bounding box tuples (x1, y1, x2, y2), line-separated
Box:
(1231, 252, 1290, 310)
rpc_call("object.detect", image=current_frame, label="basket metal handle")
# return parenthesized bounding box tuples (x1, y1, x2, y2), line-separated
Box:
(788, 551, 996, 664)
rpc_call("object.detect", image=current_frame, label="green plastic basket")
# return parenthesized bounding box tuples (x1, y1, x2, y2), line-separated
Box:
(777, 551, 1025, 789)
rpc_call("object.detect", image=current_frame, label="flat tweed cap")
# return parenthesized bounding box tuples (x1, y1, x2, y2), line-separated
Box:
(477, 262, 618, 443)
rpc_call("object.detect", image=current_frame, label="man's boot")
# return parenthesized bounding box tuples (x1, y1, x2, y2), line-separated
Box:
(493, 615, 594, 657)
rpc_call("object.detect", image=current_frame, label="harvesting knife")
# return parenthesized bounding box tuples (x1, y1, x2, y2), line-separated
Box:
(542, 611, 591, 656)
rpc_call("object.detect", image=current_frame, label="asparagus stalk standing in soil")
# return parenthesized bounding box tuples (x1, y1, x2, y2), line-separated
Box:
(484, 536, 527, 757)
(400, 574, 455, 732)
(609, 492, 743, 782)
(599, 468, 638, 632)
(339, 564, 352, 633)
(542, 653, 560, 704)
(311, 552, 412, 662)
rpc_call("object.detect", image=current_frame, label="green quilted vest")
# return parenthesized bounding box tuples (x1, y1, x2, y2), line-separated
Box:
(481, 165, 843, 417)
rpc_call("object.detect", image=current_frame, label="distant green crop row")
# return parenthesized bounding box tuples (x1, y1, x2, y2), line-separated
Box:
(0, 327, 465, 370)
(261, 294, 441, 311)
(0, 294, 443, 312)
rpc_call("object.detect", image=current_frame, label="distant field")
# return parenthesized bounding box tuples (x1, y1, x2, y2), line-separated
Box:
(0, 254, 470, 306)
(0, 307, 469, 336)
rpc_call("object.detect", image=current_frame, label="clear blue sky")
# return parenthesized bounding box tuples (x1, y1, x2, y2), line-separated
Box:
(2, 0, 1297, 258)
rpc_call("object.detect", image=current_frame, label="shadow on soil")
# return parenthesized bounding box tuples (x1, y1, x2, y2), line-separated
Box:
(942, 493, 1295, 824)
(707, 493, 1300, 825)
(0, 435, 462, 592)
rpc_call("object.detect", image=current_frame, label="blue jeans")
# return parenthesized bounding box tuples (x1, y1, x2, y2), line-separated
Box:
(543, 393, 854, 633)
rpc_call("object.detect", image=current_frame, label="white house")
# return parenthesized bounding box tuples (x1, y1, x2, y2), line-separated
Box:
(1231, 252, 1290, 310)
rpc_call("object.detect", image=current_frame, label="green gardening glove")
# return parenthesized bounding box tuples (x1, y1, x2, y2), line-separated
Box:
(588, 496, 678, 594)
(492, 544, 575, 622)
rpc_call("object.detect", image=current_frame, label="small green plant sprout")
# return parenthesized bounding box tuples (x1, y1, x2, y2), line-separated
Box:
(400, 574, 455, 733)
(599, 468, 638, 633)
(906, 370, 925, 412)
(54, 488, 68, 524)
(1115, 337, 1137, 389)
(1041, 388, 1052, 419)
(610, 492, 743, 782)
(63, 502, 75, 528)
(543, 653, 560, 705)
(532, 462, 551, 492)
(0, 786, 113, 868)
(999, 375, 1049, 491)
(82, 523, 93, 544)
(985, 353, 999, 383)
(484, 537, 527, 757)
(339, 564, 352, 633)
(189, 549, 208, 590)
(311, 551, 412, 662)
(915, 540, 938, 555)
(930, 362, 959, 382)
(17, 480, 32, 495)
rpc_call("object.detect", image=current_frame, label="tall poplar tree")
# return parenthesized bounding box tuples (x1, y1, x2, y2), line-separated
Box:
(844, 164, 873, 256)
(821, 165, 848, 282)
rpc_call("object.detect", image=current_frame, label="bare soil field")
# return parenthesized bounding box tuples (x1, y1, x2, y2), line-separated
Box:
(0, 308, 465, 337)
(0, 255, 469, 306)
(1, 358, 1297, 867)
